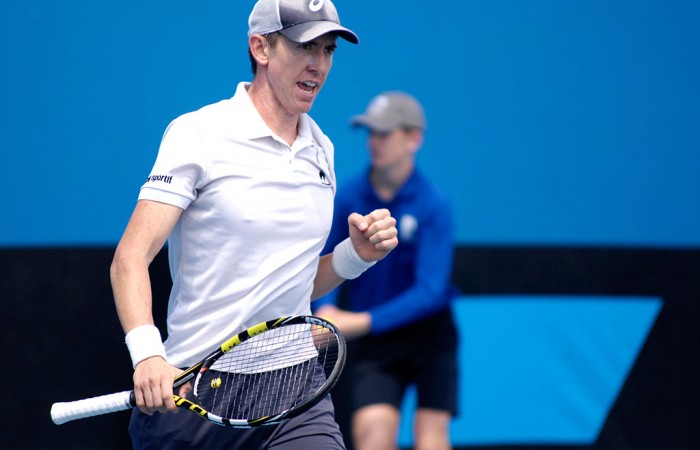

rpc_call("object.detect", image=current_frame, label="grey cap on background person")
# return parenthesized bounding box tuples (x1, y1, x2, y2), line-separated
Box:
(350, 92, 427, 134)
(248, 0, 359, 44)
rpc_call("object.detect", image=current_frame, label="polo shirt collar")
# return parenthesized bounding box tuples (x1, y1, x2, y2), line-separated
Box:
(227, 82, 269, 140)
(230, 82, 316, 151)
(293, 113, 315, 152)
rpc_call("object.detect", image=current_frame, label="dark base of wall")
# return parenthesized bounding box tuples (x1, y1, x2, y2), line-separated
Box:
(450, 246, 700, 450)
(2, 246, 698, 450)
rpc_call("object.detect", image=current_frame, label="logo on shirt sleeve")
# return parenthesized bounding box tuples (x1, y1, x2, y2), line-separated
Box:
(145, 174, 173, 184)
(319, 170, 331, 186)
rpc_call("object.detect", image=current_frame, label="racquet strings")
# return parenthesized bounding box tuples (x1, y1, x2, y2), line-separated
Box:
(195, 322, 340, 421)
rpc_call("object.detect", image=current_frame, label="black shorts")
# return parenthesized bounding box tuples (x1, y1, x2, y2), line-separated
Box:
(349, 308, 459, 415)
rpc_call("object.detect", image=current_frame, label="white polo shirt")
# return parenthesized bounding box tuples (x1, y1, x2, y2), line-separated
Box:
(139, 82, 336, 367)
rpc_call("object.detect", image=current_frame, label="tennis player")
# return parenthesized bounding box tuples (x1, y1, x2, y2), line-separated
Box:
(110, 1, 398, 449)
(315, 92, 459, 450)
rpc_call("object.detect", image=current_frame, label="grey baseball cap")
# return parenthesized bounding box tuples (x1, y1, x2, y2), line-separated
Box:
(350, 92, 427, 133)
(248, 0, 359, 44)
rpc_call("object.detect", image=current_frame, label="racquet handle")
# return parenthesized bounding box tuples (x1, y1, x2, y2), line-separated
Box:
(51, 390, 135, 425)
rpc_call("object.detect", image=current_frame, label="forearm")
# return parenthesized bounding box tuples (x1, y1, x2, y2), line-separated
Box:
(110, 250, 156, 333)
(111, 249, 171, 372)
(315, 304, 372, 340)
(312, 234, 383, 300)
(311, 254, 344, 300)
(369, 284, 453, 334)
(312, 208, 397, 300)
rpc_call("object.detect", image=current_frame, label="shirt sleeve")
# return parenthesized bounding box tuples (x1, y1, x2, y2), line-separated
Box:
(138, 114, 207, 210)
(368, 195, 457, 334)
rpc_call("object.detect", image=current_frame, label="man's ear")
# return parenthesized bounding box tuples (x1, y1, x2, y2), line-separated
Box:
(249, 34, 269, 68)
(408, 129, 424, 154)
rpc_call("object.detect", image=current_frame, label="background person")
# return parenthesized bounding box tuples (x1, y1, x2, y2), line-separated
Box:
(315, 91, 459, 450)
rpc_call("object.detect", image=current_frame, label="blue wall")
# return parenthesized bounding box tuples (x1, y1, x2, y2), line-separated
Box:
(2, 0, 699, 247)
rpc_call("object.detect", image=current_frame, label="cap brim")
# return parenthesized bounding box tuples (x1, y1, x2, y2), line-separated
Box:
(350, 115, 396, 134)
(280, 21, 359, 44)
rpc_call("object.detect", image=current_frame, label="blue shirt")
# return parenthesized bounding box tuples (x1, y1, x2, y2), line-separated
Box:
(315, 167, 459, 335)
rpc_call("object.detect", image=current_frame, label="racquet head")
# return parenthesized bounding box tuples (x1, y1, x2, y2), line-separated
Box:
(175, 315, 346, 427)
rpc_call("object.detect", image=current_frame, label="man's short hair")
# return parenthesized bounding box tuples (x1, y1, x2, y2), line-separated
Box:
(249, 32, 281, 75)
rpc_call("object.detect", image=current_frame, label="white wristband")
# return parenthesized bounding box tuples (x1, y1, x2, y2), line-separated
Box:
(332, 237, 376, 280)
(125, 325, 166, 369)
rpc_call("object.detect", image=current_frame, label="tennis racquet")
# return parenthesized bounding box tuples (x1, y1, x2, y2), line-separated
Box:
(51, 315, 345, 427)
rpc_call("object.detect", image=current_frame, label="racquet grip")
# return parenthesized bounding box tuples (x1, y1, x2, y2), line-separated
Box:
(51, 390, 135, 425)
